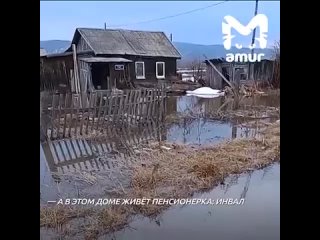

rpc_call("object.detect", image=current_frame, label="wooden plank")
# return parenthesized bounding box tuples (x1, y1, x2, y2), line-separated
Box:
(80, 139, 90, 156)
(41, 142, 58, 172)
(56, 94, 64, 138)
(127, 90, 134, 124)
(49, 94, 56, 140)
(112, 94, 118, 123)
(79, 92, 87, 135)
(65, 140, 76, 159)
(75, 139, 85, 157)
(58, 141, 68, 161)
(48, 142, 59, 164)
(107, 94, 113, 123)
(99, 91, 109, 130)
(86, 160, 93, 171)
(68, 94, 74, 137)
(117, 93, 124, 123)
(83, 138, 93, 156)
(152, 89, 157, 117)
(52, 141, 63, 163)
(74, 95, 80, 136)
(62, 93, 69, 138)
(147, 90, 153, 121)
(90, 141, 98, 156)
(85, 93, 93, 134)
(131, 90, 138, 124)
(122, 90, 128, 122)
(91, 92, 98, 132)
(74, 163, 81, 172)
(70, 139, 80, 158)
(51, 94, 58, 139)
(98, 158, 106, 171)
(135, 89, 142, 123)
(95, 91, 104, 130)
(62, 140, 73, 160)
(142, 89, 148, 121)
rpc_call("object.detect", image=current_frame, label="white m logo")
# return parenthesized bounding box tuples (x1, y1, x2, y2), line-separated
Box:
(222, 14, 268, 50)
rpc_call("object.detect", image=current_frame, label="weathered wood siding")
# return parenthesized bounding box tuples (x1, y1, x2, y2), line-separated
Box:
(206, 63, 222, 89)
(77, 36, 92, 52)
(40, 55, 74, 93)
(78, 60, 93, 92)
(250, 60, 274, 82)
(206, 60, 275, 89)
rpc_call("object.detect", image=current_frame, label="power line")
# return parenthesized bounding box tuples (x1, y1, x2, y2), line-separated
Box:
(108, 1, 229, 28)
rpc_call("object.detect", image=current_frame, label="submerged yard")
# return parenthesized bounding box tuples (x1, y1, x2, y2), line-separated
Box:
(40, 90, 280, 240)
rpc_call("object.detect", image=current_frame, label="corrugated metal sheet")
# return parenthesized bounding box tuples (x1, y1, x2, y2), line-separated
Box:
(76, 28, 181, 58)
(79, 57, 132, 63)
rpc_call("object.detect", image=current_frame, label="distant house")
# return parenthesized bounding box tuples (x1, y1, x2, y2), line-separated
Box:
(40, 28, 181, 92)
(204, 58, 275, 89)
(40, 48, 47, 57)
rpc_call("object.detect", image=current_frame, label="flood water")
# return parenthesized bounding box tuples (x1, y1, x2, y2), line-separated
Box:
(104, 163, 280, 240)
(40, 94, 280, 202)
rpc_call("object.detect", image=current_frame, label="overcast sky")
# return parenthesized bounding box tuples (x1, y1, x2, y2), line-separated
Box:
(40, 1, 280, 46)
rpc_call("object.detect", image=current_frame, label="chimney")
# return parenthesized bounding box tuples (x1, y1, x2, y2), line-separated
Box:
(104, 22, 107, 30)
(170, 33, 173, 42)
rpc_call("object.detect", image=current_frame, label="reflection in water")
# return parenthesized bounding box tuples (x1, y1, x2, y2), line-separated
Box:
(104, 163, 280, 240)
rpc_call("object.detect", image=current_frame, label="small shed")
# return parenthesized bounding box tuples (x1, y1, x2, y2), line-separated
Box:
(204, 59, 275, 89)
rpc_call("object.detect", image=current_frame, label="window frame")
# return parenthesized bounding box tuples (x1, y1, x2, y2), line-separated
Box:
(156, 61, 165, 79)
(135, 61, 145, 79)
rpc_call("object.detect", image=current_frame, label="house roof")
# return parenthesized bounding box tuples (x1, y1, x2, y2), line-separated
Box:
(69, 28, 181, 58)
(79, 57, 132, 63)
(40, 48, 47, 57)
(204, 58, 274, 65)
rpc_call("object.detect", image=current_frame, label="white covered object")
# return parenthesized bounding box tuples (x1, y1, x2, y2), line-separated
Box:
(186, 87, 224, 96)
(186, 93, 222, 99)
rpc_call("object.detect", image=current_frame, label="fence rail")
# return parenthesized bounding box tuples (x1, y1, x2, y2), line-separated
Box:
(40, 88, 167, 140)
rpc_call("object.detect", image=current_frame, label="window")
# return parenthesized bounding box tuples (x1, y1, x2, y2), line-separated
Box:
(234, 67, 248, 81)
(156, 62, 165, 79)
(135, 62, 145, 79)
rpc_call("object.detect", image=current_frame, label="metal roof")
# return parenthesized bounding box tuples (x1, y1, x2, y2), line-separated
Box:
(79, 57, 132, 63)
(71, 28, 181, 58)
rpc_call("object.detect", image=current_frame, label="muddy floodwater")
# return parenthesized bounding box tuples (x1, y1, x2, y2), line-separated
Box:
(103, 163, 280, 240)
(40, 93, 279, 240)
(40, 94, 279, 202)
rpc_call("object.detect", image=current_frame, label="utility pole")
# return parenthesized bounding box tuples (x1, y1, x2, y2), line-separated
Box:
(170, 33, 173, 42)
(104, 22, 107, 30)
(251, 0, 259, 55)
(248, 0, 259, 80)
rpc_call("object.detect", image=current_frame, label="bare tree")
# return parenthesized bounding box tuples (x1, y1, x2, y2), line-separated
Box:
(186, 58, 206, 84)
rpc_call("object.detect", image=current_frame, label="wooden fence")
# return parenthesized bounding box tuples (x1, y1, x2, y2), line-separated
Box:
(41, 119, 165, 174)
(40, 88, 167, 140)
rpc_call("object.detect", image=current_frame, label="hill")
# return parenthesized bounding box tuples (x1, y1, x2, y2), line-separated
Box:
(40, 40, 273, 66)
(40, 40, 71, 54)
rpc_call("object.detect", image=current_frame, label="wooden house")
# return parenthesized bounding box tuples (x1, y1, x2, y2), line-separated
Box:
(40, 28, 181, 92)
(204, 58, 275, 89)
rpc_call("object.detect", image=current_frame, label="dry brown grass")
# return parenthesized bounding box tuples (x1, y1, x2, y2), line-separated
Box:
(84, 206, 133, 239)
(130, 121, 279, 196)
(40, 121, 280, 239)
(40, 205, 89, 229)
